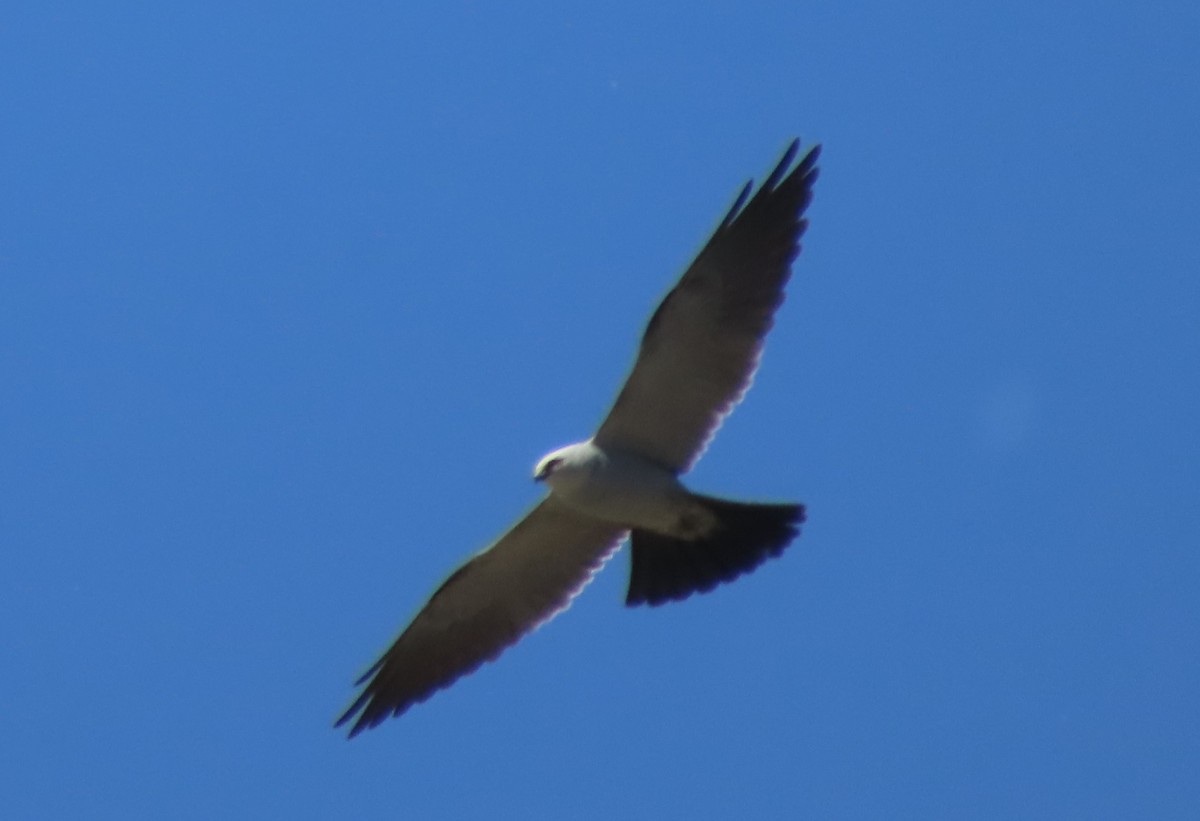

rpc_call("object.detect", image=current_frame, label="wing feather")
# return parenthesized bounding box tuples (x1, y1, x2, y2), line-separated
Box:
(335, 497, 626, 737)
(594, 141, 820, 472)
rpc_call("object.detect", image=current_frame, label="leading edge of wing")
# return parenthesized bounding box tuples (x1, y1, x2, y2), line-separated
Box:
(335, 497, 627, 737)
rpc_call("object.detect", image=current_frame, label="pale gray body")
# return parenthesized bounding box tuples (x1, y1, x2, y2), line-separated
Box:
(337, 140, 820, 737)
(534, 440, 717, 539)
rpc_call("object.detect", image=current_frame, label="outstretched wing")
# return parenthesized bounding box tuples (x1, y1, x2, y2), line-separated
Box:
(336, 497, 627, 737)
(594, 141, 820, 473)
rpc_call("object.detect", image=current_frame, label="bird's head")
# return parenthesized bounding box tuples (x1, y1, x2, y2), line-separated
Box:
(533, 447, 570, 483)
(533, 441, 598, 488)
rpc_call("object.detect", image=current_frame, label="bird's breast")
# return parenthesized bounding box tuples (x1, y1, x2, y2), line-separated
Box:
(549, 446, 688, 532)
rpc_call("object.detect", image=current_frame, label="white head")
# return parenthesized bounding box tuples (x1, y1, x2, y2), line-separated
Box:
(533, 440, 599, 491)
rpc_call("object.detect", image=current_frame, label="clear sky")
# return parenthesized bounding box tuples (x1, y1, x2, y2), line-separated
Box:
(3, 2, 1198, 818)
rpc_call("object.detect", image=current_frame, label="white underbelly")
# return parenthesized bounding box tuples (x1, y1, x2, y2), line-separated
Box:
(550, 448, 691, 532)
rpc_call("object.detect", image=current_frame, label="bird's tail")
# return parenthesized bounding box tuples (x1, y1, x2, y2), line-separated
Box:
(626, 496, 804, 607)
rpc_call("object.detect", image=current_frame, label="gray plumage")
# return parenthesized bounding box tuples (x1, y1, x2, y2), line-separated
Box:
(337, 140, 820, 737)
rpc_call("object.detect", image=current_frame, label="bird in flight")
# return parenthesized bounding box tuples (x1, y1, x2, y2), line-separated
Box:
(337, 139, 820, 737)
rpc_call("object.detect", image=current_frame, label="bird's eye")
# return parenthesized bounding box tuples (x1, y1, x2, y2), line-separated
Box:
(545, 458, 563, 474)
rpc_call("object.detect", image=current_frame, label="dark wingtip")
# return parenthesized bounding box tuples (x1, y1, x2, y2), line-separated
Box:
(335, 653, 395, 738)
(719, 180, 754, 230)
(334, 690, 373, 738)
(796, 147, 820, 190)
(718, 138, 820, 231)
(352, 657, 385, 688)
(762, 138, 801, 191)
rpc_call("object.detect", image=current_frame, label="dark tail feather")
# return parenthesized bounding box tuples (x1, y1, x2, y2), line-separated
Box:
(626, 497, 805, 607)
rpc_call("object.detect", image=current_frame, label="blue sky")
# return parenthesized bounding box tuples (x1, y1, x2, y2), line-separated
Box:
(3, 2, 1198, 818)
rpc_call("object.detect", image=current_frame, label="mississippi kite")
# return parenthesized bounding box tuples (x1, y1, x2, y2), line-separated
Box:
(337, 140, 820, 737)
